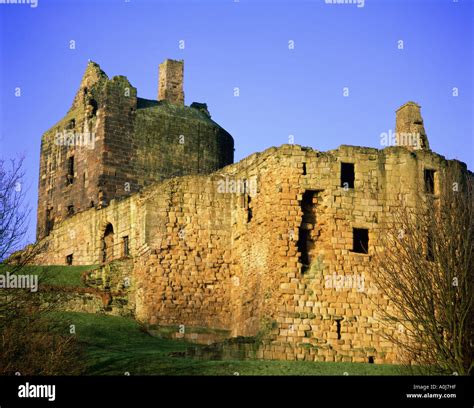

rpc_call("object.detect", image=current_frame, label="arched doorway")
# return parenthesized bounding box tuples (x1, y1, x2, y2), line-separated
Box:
(102, 223, 114, 263)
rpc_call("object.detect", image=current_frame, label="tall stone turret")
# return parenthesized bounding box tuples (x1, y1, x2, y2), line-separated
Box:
(395, 101, 430, 150)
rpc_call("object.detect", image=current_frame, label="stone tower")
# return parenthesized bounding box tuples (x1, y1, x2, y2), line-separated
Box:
(36, 60, 234, 240)
(158, 59, 184, 105)
(395, 101, 430, 150)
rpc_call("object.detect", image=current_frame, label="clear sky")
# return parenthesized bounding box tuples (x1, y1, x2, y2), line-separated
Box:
(0, 0, 473, 245)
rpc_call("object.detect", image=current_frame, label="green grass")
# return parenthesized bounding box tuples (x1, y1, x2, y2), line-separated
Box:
(0, 264, 97, 287)
(51, 312, 408, 376)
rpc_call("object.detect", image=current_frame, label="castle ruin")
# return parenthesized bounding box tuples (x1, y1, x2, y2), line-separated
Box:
(33, 60, 470, 364)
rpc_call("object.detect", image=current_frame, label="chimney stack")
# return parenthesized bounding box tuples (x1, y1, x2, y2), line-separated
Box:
(158, 59, 184, 105)
(395, 101, 430, 150)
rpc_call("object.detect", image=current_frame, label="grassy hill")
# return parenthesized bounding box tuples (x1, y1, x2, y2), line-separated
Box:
(53, 312, 408, 376)
(1, 264, 408, 375)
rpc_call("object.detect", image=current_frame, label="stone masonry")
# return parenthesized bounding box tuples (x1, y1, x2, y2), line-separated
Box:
(158, 59, 185, 105)
(31, 60, 471, 364)
(36, 60, 234, 241)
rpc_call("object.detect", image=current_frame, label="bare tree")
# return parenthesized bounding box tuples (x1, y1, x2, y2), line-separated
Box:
(373, 164, 473, 375)
(0, 157, 84, 375)
(0, 158, 30, 262)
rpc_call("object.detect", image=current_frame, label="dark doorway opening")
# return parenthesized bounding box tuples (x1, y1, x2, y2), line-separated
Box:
(102, 223, 114, 263)
(66, 254, 73, 265)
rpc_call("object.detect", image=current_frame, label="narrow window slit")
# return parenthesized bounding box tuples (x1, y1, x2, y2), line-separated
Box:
(67, 156, 75, 185)
(424, 169, 435, 194)
(123, 236, 130, 257)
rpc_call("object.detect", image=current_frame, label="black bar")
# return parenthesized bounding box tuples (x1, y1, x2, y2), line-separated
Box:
(0, 376, 471, 404)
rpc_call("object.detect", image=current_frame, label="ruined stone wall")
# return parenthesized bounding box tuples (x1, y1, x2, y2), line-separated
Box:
(34, 195, 143, 266)
(36, 62, 109, 240)
(227, 144, 461, 363)
(35, 174, 237, 331)
(84, 259, 135, 316)
(133, 175, 235, 330)
(229, 145, 392, 362)
(99, 76, 139, 205)
(34, 143, 468, 363)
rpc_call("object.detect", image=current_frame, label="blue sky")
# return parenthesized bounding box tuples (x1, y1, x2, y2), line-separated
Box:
(0, 0, 473, 245)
